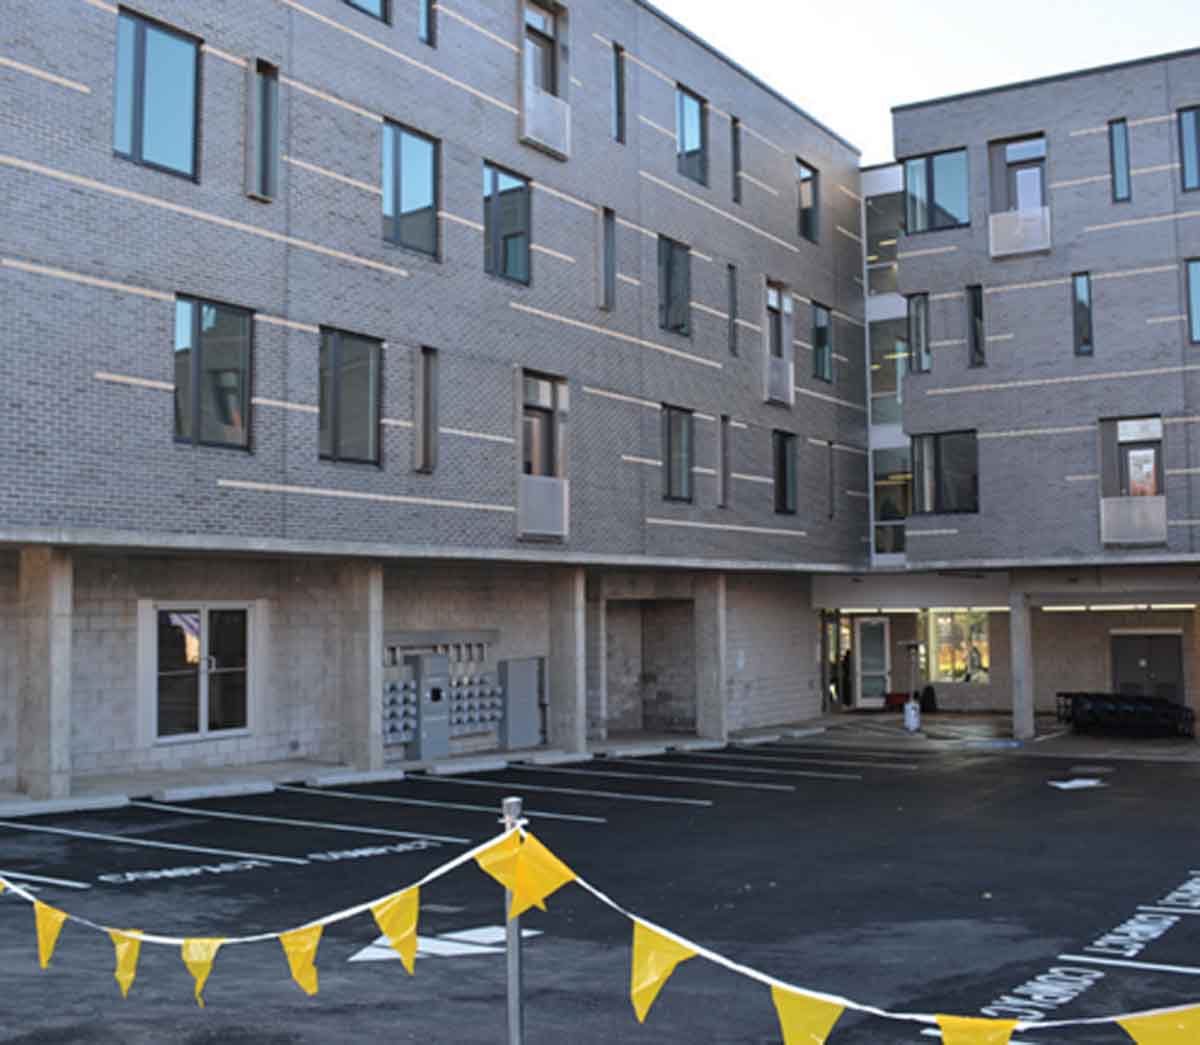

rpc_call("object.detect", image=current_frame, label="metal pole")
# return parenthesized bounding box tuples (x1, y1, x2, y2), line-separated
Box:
(502, 795, 524, 1045)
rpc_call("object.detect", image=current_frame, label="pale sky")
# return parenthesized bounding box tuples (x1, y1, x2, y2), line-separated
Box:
(648, 0, 1200, 164)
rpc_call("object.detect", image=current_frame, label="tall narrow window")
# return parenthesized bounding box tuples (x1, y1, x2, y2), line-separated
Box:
(343, 0, 389, 20)
(1188, 260, 1200, 345)
(727, 264, 739, 355)
(600, 207, 616, 310)
(247, 61, 279, 200)
(797, 160, 819, 242)
(1073, 273, 1094, 356)
(903, 149, 969, 232)
(907, 293, 930, 373)
(383, 123, 439, 257)
(483, 162, 531, 284)
(418, 0, 436, 45)
(813, 303, 833, 382)
(114, 11, 200, 179)
(522, 373, 563, 477)
(658, 236, 691, 335)
(827, 442, 836, 520)
(524, 2, 557, 95)
(319, 329, 382, 464)
(1109, 119, 1131, 203)
(773, 431, 797, 514)
(414, 346, 438, 473)
(731, 118, 742, 204)
(1180, 107, 1200, 192)
(767, 284, 784, 358)
(967, 285, 985, 367)
(612, 44, 626, 143)
(662, 406, 694, 502)
(718, 414, 731, 508)
(913, 432, 978, 513)
(1003, 136, 1046, 211)
(676, 86, 708, 186)
(174, 298, 252, 450)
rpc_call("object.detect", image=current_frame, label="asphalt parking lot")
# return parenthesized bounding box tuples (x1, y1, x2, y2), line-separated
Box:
(1, 739, 1199, 1042)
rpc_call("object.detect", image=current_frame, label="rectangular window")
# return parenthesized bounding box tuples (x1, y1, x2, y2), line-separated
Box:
(1101, 417, 1164, 498)
(903, 149, 968, 232)
(869, 317, 908, 426)
(344, 0, 389, 20)
(1189, 260, 1200, 344)
(1073, 273, 1094, 356)
(1003, 135, 1046, 211)
(113, 11, 200, 179)
(797, 159, 819, 242)
(873, 446, 911, 554)
(727, 264, 739, 355)
(612, 44, 626, 143)
(524, 2, 557, 95)
(812, 303, 833, 382)
(907, 293, 930, 373)
(484, 162, 531, 284)
(658, 235, 691, 335)
(767, 283, 784, 358)
(418, 0, 436, 44)
(383, 122, 439, 257)
(827, 442, 836, 520)
(927, 610, 989, 685)
(156, 605, 250, 738)
(773, 430, 797, 514)
(913, 431, 978, 514)
(319, 329, 382, 464)
(718, 414, 731, 508)
(600, 207, 616, 310)
(173, 298, 252, 450)
(662, 406, 694, 502)
(1181, 107, 1200, 192)
(522, 373, 563, 477)
(414, 346, 438, 473)
(1109, 119, 1131, 202)
(676, 85, 708, 186)
(247, 61, 279, 200)
(967, 285, 985, 367)
(731, 118, 742, 204)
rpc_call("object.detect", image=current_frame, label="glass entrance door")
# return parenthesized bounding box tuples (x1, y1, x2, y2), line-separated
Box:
(855, 617, 890, 709)
(156, 606, 249, 738)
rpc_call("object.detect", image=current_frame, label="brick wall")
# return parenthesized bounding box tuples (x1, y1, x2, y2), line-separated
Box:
(604, 601, 644, 732)
(0, 551, 17, 788)
(641, 599, 696, 732)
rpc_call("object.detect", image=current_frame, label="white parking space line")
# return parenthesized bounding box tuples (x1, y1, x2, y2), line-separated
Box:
(511, 766, 795, 792)
(717, 750, 920, 771)
(604, 758, 860, 781)
(1057, 953, 1200, 975)
(276, 785, 607, 824)
(406, 775, 714, 807)
(739, 743, 936, 761)
(0, 819, 308, 865)
(131, 801, 469, 845)
(0, 869, 92, 890)
(1139, 906, 1200, 916)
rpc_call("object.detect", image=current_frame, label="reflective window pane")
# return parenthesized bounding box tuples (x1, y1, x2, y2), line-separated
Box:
(337, 334, 381, 463)
(773, 431, 797, 513)
(142, 24, 197, 175)
(658, 237, 690, 334)
(869, 317, 908, 426)
(676, 88, 706, 185)
(207, 609, 247, 732)
(523, 409, 554, 476)
(113, 14, 136, 157)
(484, 164, 530, 283)
(346, 0, 387, 19)
(1074, 274, 1093, 355)
(318, 334, 334, 458)
(1183, 109, 1200, 191)
(939, 432, 979, 512)
(381, 125, 396, 226)
(931, 150, 969, 226)
(196, 304, 251, 447)
(1110, 120, 1131, 202)
(173, 299, 194, 440)
(665, 407, 692, 500)
(904, 157, 929, 232)
(813, 304, 832, 382)
(1189, 260, 1200, 344)
(157, 610, 200, 737)
(797, 160, 818, 241)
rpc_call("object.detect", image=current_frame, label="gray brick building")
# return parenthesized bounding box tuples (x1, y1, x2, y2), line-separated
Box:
(2, 1, 1198, 798)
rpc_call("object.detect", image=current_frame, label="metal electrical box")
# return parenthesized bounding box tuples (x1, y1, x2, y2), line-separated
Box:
(499, 657, 544, 751)
(406, 653, 450, 760)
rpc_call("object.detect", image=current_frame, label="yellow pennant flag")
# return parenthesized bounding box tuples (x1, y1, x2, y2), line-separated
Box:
(510, 833, 576, 920)
(34, 902, 67, 970)
(371, 888, 420, 975)
(182, 938, 224, 1008)
(0, 879, 6, 894)
(630, 921, 697, 1023)
(475, 833, 522, 895)
(279, 925, 323, 996)
(1119, 1006, 1200, 1042)
(109, 930, 143, 999)
(936, 1015, 1020, 1044)
(771, 985, 845, 1044)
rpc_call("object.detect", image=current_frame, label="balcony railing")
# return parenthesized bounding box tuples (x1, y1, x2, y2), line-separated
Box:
(520, 83, 570, 160)
(989, 206, 1052, 258)
(1100, 495, 1166, 546)
(519, 474, 569, 539)
(765, 355, 794, 406)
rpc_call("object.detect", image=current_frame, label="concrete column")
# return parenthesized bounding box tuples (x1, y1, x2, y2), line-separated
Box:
(547, 566, 587, 753)
(337, 560, 384, 771)
(1009, 588, 1036, 741)
(694, 573, 728, 742)
(18, 548, 73, 799)
(584, 578, 607, 741)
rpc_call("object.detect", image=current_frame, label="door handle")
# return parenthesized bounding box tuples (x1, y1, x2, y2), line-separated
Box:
(206, 655, 217, 673)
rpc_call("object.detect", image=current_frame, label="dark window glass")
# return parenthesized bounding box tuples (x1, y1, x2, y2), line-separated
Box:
(797, 160, 819, 241)
(663, 406, 694, 501)
(524, 2, 557, 94)
(612, 45, 626, 143)
(913, 432, 978, 513)
(344, 0, 388, 21)
(767, 284, 784, 359)
(773, 431, 797, 514)
(967, 285, 985, 367)
(522, 374, 559, 477)
(813, 303, 833, 382)
(484, 163, 530, 284)
(873, 446, 911, 554)
(1109, 119, 1131, 202)
(418, 0, 436, 44)
(156, 608, 247, 738)
(113, 12, 199, 178)
(383, 123, 438, 256)
(676, 86, 707, 185)
(415, 346, 438, 473)
(601, 208, 616, 310)
(157, 610, 200, 737)
(207, 609, 248, 732)
(904, 149, 968, 231)
(732, 118, 742, 203)
(1180, 107, 1200, 192)
(173, 298, 252, 449)
(253, 62, 279, 199)
(658, 236, 691, 335)
(907, 293, 930, 373)
(727, 264, 738, 355)
(319, 329, 381, 464)
(869, 316, 908, 426)
(719, 414, 731, 508)
(1073, 273, 1093, 355)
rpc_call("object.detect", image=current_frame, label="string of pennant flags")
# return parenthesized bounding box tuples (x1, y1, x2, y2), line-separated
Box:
(2, 827, 1199, 1043)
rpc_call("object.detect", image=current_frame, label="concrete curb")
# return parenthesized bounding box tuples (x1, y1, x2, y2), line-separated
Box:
(604, 744, 668, 758)
(782, 727, 827, 740)
(0, 794, 130, 819)
(669, 739, 727, 752)
(306, 769, 407, 788)
(512, 751, 594, 766)
(428, 757, 509, 776)
(736, 733, 782, 746)
(152, 780, 275, 802)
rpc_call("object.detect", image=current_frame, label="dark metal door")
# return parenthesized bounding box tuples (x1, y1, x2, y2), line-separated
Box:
(1112, 635, 1183, 701)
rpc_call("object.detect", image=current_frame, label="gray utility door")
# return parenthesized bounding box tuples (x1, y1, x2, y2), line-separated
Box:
(1111, 634, 1183, 701)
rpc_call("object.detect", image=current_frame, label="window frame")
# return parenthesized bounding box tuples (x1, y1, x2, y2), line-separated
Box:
(727, 264, 739, 356)
(418, 0, 436, 45)
(600, 207, 617, 311)
(414, 345, 438, 474)
(907, 292, 930, 373)
(812, 301, 833, 382)
(773, 430, 798, 515)
(658, 234, 691, 336)
(612, 43, 626, 144)
(767, 283, 785, 359)
(1073, 272, 1094, 356)
(967, 284, 986, 368)
(382, 120, 440, 258)
(912, 430, 979, 515)
(662, 404, 695, 503)
(524, 1, 558, 96)
(319, 327, 383, 466)
(521, 371, 563, 478)
(1120, 441, 1163, 498)
(342, 0, 390, 23)
(902, 148, 970, 234)
(1108, 118, 1131, 203)
(1180, 106, 1200, 193)
(1188, 259, 1200, 345)
(483, 161, 532, 286)
(173, 296, 254, 452)
(675, 84, 708, 187)
(796, 158, 819, 242)
(113, 9, 202, 181)
(731, 118, 742, 204)
(718, 414, 731, 508)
